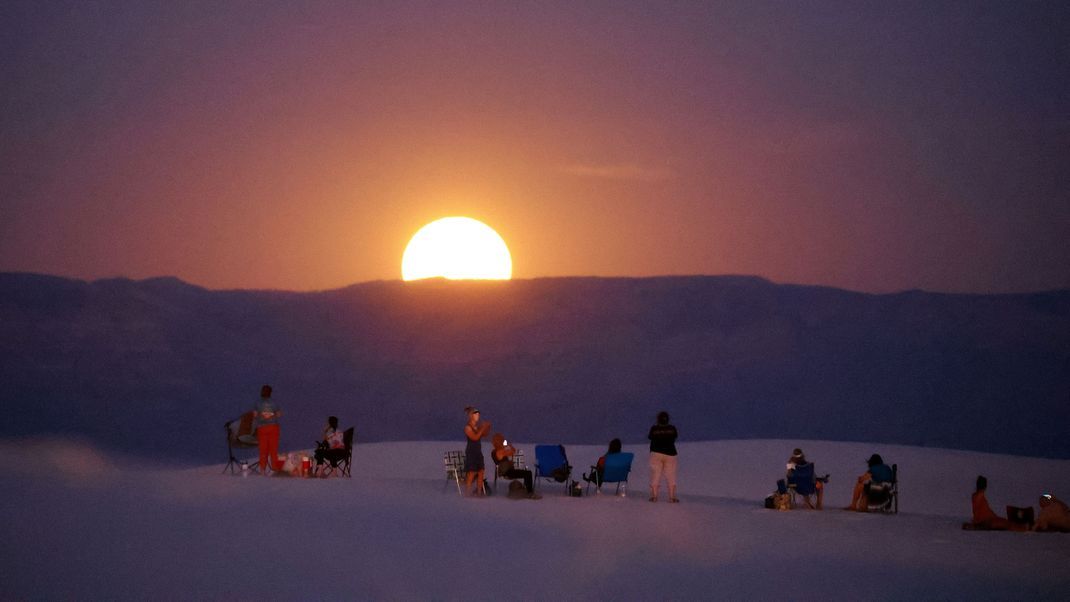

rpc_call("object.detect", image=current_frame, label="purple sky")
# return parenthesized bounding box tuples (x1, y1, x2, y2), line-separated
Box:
(2, 1, 1067, 293)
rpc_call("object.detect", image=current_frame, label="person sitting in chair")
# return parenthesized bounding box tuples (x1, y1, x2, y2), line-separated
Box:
(846, 453, 893, 511)
(1034, 492, 1070, 532)
(313, 416, 347, 476)
(583, 438, 623, 487)
(490, 434, 540, 499)
(784, 448, 827, 510)
(969, 475, 1028, 531)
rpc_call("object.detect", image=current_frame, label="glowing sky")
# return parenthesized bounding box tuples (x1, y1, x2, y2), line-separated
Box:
(2, 2, 1067, 293)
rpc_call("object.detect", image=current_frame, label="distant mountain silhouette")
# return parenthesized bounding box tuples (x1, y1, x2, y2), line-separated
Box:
(2, 272, 1068, 463)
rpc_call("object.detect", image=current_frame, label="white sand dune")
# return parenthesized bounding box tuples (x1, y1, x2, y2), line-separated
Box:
(1, 439, 1067, 600)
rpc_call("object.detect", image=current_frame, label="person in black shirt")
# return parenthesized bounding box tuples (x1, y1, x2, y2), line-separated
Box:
(490, 433, 541, 499)
(648, 411, 679, 503)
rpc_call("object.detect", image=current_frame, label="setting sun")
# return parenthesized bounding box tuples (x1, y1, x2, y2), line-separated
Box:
(401, 217, 512, 281)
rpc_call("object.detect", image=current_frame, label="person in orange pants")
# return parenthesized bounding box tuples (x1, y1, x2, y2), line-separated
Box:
(253, 385, 283, 473)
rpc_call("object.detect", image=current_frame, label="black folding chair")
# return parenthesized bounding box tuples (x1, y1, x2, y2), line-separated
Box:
(319, 427, 354, 477)
(222, 411, 258, 474)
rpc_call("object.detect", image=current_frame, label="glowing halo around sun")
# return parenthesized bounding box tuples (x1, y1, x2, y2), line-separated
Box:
(401, 217, 513, 281)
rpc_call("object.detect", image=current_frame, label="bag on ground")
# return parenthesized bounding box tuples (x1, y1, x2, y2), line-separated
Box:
(507, 480, 527, 499)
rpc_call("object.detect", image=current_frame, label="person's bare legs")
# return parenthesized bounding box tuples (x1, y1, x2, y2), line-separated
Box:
(846, 476, 866, 510)
(465, 471, 477, 496)
(816, 484, 824, 510)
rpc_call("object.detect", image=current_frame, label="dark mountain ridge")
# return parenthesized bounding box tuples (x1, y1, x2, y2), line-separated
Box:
(2, 272, 1068, 463)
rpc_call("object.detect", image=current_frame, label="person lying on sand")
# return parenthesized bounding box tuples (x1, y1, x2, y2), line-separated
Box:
(1034, 493, 1070, 532)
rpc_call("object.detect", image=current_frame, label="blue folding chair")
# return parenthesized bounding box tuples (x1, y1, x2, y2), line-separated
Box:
(586, 452, 634, 495)
(534, 444, 572, 494)
(786, 462, 824, 509)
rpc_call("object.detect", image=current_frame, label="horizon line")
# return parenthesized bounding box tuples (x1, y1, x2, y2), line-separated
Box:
(2, 269, 1068, 298)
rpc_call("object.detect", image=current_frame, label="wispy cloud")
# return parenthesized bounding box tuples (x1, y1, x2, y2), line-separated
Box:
(561, 163, 675, 182)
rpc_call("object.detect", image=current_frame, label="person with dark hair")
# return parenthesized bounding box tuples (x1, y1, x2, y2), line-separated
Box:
(313, 416, 347, 476)
(463, 406, 491, 497)
(253, 384, 283, 474)
(583, 438, 623, 487)
(845, 453, 892, 511)
(648, 411, 679, 503)
(970, 475, 1027, 531)
(490, 433, 541, 499)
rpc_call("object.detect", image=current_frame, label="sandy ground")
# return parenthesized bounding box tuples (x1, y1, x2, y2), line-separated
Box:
(1, 439, 1067, 600)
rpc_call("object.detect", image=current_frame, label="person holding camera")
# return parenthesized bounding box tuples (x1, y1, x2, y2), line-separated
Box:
(491, 433, 541, 499)
(648, 411, 679, 503)
(463, 406, 491, 497)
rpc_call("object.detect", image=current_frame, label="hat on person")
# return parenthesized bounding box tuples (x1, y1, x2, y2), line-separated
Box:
(790, 448, 806, 462)
(866, 453, 884, 467)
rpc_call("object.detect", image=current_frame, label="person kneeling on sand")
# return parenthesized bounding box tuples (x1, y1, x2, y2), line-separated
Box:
(490, 434, 541, 499)
(967, 475, 1028, 531)
(1035, 493, 1070, 532)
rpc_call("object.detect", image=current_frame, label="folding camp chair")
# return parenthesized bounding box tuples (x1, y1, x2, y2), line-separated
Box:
(533, 445, 572, 494)
(444, 451, 466, 495)
(585, 452, 634, 495)
(493, 448, 525, 493)
(865, 464, 898, 513)
(786, 462, 827, 509)
(444, 450, 489, 496)
(319, 427, 354, 477)
(222, 411, 259, 474)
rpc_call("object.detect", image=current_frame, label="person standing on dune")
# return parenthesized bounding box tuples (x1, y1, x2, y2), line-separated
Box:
(648, 411, 679, 503)
(463, 406, 491, 497)
(253, 385, 283, 474)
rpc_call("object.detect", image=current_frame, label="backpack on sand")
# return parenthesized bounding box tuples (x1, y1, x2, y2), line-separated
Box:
(507, 480, 527, 499)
